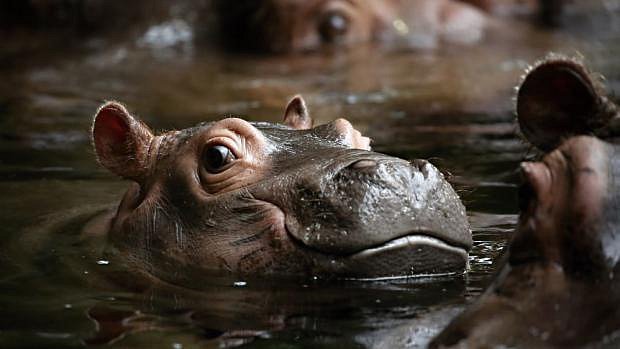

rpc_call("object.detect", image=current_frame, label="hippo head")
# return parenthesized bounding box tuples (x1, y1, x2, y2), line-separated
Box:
(214, 0, 396, 51)
(431, 57, 620, 348)
(215, 0, 487, 52)
(513, 56, 620, 274)
(92, 96, 471, 282)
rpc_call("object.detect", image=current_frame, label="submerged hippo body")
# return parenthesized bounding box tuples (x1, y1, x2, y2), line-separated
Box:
(431, 57, 620, 348)
(92, 96, 471, 283)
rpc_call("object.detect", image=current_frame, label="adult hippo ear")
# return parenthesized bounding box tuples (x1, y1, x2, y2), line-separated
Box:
(283, 95, 313, 130)
(517, 55, 618, 151)
(92, 102, 154, 182)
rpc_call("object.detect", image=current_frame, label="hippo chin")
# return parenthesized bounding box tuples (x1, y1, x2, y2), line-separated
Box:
(431, 57, 620, 348)
(92, 96, 471, 282)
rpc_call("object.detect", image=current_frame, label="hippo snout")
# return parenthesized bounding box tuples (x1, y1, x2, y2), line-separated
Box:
(268, 152, 471, 276)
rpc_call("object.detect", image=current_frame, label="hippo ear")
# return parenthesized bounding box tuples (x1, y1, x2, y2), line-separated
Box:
(92, 102, 153, 182)
(283, 95, 313, 130)
(517, 58, 608, 151)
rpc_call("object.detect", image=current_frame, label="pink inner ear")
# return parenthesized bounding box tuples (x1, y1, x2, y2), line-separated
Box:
(94, 104, 131, 158)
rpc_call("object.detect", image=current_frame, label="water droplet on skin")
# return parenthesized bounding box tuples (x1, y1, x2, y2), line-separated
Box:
(233, 281, 247, 287)
(401, 206, 411, 215)
(393, 19, 409, 36)
(96, 260, 109, 265)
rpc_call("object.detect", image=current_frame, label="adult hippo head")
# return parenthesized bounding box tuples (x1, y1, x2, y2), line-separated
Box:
(430, 57, 620, 348)
(92, 96, 471, 282)
(214, 0, 562, 53)
(215, 0, 489, 52)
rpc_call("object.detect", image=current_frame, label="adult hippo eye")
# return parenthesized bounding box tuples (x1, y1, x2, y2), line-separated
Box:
(318, 10, 349, 43)
(203, 145, 236, 173)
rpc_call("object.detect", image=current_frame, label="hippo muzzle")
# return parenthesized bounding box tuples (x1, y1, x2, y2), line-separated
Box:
(251, 148, 471, 278)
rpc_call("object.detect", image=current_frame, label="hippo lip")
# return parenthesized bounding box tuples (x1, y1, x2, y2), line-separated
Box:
(284, 226, 469, 258)
(283, 229, 470, 278)
(348, 232, 469, 257)
(343, 234, 470, 279)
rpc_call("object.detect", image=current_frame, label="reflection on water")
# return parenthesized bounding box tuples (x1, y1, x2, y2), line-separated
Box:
(1, 4, 620, 348)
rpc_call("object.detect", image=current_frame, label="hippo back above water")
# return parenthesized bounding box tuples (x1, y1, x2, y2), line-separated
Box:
(91, 96, 471, 284)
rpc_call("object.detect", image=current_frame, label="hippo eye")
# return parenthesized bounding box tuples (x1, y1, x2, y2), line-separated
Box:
(203, 145, 236, 173)
(318, 10, 349, 43)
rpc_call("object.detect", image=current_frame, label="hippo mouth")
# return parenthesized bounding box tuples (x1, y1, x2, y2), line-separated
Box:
(285, 227, 470, 279)
(342, 233, 469, 279)
(349, 233, 469, 258)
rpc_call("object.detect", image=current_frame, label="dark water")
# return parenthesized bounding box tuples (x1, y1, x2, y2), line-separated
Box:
(2, 4, 620, 348)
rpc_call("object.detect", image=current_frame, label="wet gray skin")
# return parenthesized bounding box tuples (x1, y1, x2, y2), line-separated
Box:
(92, 96, 471, 283)
(430, 57, 620, 348)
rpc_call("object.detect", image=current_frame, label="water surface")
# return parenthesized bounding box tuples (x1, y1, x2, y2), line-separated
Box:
(1, 5, 620, 348)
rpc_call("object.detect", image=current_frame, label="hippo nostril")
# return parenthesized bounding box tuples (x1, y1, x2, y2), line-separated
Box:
(349, 160, 377, 170)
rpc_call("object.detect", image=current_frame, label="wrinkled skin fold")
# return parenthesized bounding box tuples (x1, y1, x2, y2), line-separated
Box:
(431, 56, 620, 348)
(92, 96, 471, 284)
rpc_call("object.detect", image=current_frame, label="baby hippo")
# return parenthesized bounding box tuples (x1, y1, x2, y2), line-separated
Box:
(430, 57, 620, 348)
(92, 96, 471, 283)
